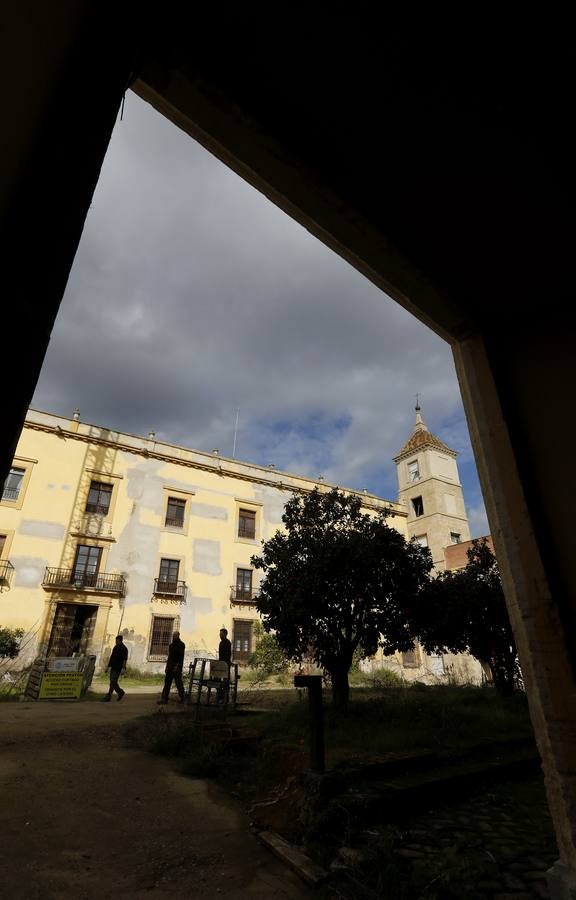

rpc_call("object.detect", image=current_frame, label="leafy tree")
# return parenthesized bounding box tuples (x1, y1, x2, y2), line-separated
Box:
(0, 627, 24, 659)
(248, 621, 289, 678)
(252, 488, 432, 708)
(413, 539, 518, 693)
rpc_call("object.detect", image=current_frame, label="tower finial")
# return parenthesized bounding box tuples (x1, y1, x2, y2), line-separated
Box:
(414, 395, 425, 430)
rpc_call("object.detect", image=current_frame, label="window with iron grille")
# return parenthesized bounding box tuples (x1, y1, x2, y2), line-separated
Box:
(2, 467, 25, 502)
(158, 558, 180, 590)
(165, 497, 186, 528)
(85, 480, 113, 515)
(149, 616, 176, 658)
(238, 509, 256, 539)
(236, 568, 253, 600)
(233, 620, 253, 660)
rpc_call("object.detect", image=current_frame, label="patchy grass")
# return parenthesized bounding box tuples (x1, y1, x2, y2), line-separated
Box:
(0, 669, 29, 701)
(0, 685, 21, 702)
(92, 668, 165, 690)
(127, 685, 539, 898)
(230, 684, 533, 766)
(128, 684, 533, 796)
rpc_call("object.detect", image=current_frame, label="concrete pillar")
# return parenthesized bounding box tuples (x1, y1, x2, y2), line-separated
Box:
(454, 334, 576, 892)
(0, 4, 139, 481)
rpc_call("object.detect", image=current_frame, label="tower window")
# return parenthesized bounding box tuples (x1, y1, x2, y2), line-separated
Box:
(411, 496, 424, 517)
(407, 460, 420, 482)
(450, 532, 461, 544)
(413, 534, 428, 547)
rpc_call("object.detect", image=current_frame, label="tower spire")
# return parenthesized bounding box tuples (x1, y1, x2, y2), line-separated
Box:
(414, 395, 425, 431)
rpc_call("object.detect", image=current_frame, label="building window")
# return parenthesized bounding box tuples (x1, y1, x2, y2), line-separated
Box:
(2, 467, 25, 502)
(428, 653, 445, 675)
(236, 568, 253, 601)
(411, 496, 424, 517)
(165, 497, 186, 528)
(158, 558, 180, 592)
(450, 532, 461, 544)
(72, 545, 103, 587)
(402, 647, 420, 668)
(85, 481, 113, 515)
(233, 620, 253, 662)
(413, 534, 428, 548)
(149, 616, 176, 658)
(238, 508, 256, 539)
(0, 535, 6, 557)
(407, 460, 420, 482)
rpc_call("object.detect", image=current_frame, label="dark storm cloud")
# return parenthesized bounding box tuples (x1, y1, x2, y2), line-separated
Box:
(33, 92, 487, 534)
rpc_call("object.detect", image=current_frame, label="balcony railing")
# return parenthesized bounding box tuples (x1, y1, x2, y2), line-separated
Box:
(1, 487, 20, 502)
(164, 515, 184, 528)
(0, 559, 14, 586)
(230, 586, 258, 606)
(43, 567, 126, 595)
(153, 578, 187, 600)
(85, 502, 110, 515)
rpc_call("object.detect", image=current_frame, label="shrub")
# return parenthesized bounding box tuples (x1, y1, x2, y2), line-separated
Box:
(371, 667, 403, 689)
(248, 622, 289, 677)
(0, 627, 24, 659)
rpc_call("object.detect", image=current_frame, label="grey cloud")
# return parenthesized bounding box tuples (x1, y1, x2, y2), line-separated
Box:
(34, 91, 480, 509)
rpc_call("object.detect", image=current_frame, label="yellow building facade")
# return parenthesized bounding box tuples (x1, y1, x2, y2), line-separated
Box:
(0, 409, 404, 673)
(0, 407, 481, 683)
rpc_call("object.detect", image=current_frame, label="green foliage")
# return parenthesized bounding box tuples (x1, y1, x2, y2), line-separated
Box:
(413, 539, 518, 693)
(368, 667, 404, 689)
(0, 627, 24, 659)
(349, 664, 404, 689)
(248, 621, 289, 677)
(122, 666, 165, 683)
(252, 488, 433, 707)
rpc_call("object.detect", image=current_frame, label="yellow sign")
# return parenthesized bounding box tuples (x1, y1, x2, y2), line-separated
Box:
(39, 672, 84, 700)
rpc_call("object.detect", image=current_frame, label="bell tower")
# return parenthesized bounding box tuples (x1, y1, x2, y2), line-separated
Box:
(394, 403, 470, 569)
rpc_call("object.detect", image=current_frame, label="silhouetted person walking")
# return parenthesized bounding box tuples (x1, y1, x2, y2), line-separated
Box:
(159, 631, 185, 704)
(217, 628, 232, 702)
(218, 628, 232, 664)
(102, 635, 128, 702)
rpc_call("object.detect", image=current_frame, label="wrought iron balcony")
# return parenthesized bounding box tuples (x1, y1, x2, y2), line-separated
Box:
(230, 586, 258, 606)
(164, 514, 184, 528)
(1, 487, 20, 502)
(238, 525, 256, 539)
(0, 559, 14, 587)
(153, 578, 187, 600)
(42, 567, 126, 595)
(85, 502, 110, 515)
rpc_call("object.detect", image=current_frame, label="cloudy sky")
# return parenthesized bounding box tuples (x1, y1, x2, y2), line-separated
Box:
(33, 92, 489, 537)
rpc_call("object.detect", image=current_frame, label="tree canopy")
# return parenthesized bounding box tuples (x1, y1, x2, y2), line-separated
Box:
(0, 626, 24, 660)
(413, 538, 518, 693)
(252, 488, 432, 707)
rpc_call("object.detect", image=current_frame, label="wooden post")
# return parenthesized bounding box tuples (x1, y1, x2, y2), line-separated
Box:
(294, 674, 325, 773)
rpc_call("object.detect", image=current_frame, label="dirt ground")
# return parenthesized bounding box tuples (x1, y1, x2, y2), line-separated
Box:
(0, 695, 312, 899)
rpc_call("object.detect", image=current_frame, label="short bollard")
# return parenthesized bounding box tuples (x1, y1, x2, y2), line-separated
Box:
(294, 674, 325, 773)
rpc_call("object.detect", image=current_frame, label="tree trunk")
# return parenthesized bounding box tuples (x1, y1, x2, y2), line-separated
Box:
(330, 664, 350, 710)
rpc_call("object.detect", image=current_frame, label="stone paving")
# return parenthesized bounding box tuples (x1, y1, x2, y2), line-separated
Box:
(393, 776, 557, 898)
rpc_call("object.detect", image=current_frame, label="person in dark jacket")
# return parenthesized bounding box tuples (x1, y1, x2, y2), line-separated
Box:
(218, 628, 232, 664)
(159, 631, 186, 704)
(216, 628, 232, 703)
(102, 635, 128, 702)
